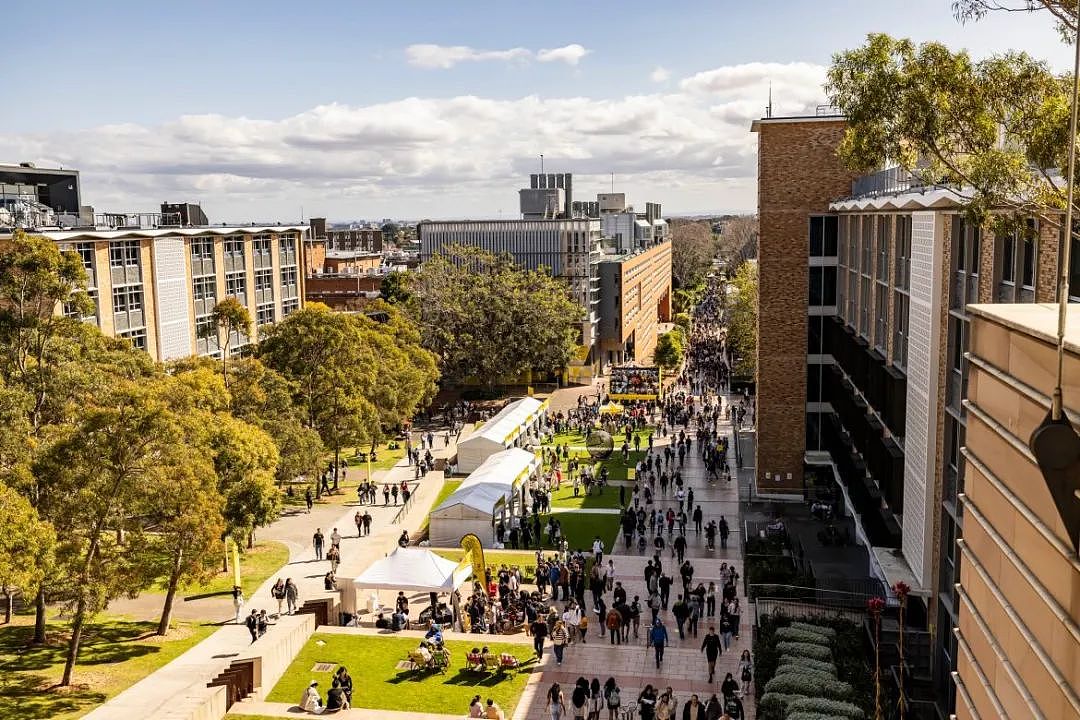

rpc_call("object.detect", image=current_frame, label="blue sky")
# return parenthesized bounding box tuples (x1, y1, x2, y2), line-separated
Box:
(3, 0, 1072, 219)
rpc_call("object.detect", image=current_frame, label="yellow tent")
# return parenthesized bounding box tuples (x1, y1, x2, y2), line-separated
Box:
(599, 402, 624, 415)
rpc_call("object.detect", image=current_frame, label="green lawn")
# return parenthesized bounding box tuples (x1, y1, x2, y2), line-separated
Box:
(344, 442, 407, 472)
(0, 617, 215, 720)
(430, 479, 462, 511)
(432, 549, 541, 583)
(541, 512, 621, 553)
(146, 540, 289, 601)
(265, 634, 533, 714)
(548, 483, 623, 510)
(546, 427, 656, 449)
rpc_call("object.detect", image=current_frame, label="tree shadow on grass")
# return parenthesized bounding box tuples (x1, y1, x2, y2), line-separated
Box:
(0, 672, 103, 720)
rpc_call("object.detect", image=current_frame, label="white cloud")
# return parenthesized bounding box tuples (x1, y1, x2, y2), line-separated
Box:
(405, 44, 530, 69)
(650, 66, 670, 83)
(536, 44, 590, 65)
(0, 62, 826, 218)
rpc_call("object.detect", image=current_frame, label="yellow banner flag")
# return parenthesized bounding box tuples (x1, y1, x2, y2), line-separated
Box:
(459, 533, 486, 587)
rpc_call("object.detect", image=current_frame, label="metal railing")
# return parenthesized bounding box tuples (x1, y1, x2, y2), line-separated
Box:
(95, 211, 183, 229)
(851, 167, 921, 198)
(392, 481, 421, 524)
(753, 596, 867, 624)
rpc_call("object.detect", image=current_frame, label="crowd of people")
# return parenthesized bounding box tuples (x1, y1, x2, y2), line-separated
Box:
(541, 674, 748, 720)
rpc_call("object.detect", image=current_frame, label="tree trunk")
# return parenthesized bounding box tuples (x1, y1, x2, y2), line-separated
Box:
(4, 589, 12, 625)
(247, 531, 254, 550)
(61, 595, 87, 686)
(333, 446, 340, 492)
(158, 548, 183, 636)
(32, 587, 46, 644)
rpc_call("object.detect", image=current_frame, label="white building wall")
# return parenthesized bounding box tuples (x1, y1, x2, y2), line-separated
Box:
(901, 210, 945, 591)
(152, 236, 194, 361)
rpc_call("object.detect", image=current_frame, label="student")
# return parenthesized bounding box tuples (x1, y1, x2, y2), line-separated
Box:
(701, 626, 722, 683)
(485, 698, 505, 720)
(469, 695, 484, 718)
(547, 682, 567, 720)
(300, 681, 323, 714)
(325, 679, 349, 712)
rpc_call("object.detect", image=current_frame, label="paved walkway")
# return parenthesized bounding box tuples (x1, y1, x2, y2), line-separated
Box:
(511, 379, 755, 720)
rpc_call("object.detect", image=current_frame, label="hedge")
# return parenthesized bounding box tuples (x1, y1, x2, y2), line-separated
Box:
(790, 621, 838, 639)
(789, 696, 866, 719)
(773, 665, 839, 683)
(758, 692, 807, 720)
(775, 641, 832, 661)
(775, 627, 834, 646)
(763, 674, 853, 700)
(777, 656, 838, 676)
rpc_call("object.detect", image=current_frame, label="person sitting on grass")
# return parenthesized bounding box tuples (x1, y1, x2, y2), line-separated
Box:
(300, 680, 323, 714)
(324, 679, 349, 713)
(374, 612, 390, 629)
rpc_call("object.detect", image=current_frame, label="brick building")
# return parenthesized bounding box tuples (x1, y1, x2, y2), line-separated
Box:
(597, 240, 673, 366)
(750, 114, 857, 493)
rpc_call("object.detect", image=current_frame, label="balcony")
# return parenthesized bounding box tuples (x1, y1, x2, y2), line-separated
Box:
(851, 167, 922, 198)
(96, 212, 182, 229)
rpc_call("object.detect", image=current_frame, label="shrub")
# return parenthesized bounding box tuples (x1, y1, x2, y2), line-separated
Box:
(763, 674, 853, 701)
(789, 696, 866, 719)
(758, 693, 806, 720)
(777, 656, 837, 676)
(775, 641, 832, 661)
(775, 627, 833, 646)
(790, 621, 838, 638)
(774, 665, 837, 683)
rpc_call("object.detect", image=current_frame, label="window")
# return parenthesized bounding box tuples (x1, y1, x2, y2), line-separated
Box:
(877, 216, 888, 280)
(809, 266, 823, 306)
(109, 240, 140, 267)
(822, 266, 836, 306)
(224, 236, 245, 258)
(807, 315, 823, 355)
(810, 216, 823, 257)
(823, 216, 838, 256)
(226, 272, 247, 301)
(253, 235, 271, 256)
(190, 237, 214, 261)
(282, 298, 300, 317)
(894, 215, 911, 290)
(875, 283, 889, 351)
(112, 285, 143, 313)
(892, 292, 909, 369)
(256, 304, 275, 326)
(118, 328, 146, 350)
(1001, 232, 1016, 283)
(192, 276, 216, 302)
(1021, 233, 1036, 289)
(280, 233, 296, 262)
(254, 269, 273, 291)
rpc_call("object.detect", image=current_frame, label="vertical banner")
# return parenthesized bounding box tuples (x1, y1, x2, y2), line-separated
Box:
(459, 533, 487, 586)
(228, 536, 241, 590)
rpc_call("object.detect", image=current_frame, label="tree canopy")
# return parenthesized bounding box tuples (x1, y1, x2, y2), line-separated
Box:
(670, 220, 718, 289)
(410, 245, 584, 385)
(728, 261, 758, 378)
(826, 32, 1074, 227)
(653, 328, 685, 371)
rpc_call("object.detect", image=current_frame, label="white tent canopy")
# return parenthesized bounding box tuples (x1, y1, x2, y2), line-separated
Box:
(353, 548, 472, 593)
(457, 397, 548, 473)
(429, 448, 539, 547)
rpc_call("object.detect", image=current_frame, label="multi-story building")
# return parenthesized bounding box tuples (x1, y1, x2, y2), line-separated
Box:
(751, 110, 1079, 717)
(9, 223, 308, 362)
(418, 218, 603, 349)
(1, 162, 86, 229)
(953, 303, 1079, 720)
(597, 240, 673, 366)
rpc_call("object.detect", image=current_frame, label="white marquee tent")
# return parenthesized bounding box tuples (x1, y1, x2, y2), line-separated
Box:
(353, 547, 472, 593)
(456, 397, 548, 473)
(429, 448, 539, 547)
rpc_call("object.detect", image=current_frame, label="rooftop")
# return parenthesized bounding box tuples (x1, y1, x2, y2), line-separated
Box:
(18, 225, 310, 241)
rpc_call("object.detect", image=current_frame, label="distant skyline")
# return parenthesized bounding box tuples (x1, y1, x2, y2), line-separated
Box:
(3, 0, 1073, 221)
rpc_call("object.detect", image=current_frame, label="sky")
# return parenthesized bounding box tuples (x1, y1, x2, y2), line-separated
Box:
(3, 0, 1073, 222)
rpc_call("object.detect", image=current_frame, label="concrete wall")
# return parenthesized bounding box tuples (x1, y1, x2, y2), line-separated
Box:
(954, 304, 1080, 720)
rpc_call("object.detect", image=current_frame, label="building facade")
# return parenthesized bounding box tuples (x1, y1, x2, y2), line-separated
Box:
(597, 240, 673, 366)
(751, 114, 857, 493)
(751, 110, 1080, 717)
(953, 303, 1079, 720)
(418, 219, 602, 348)
(20, 226, 308, 362)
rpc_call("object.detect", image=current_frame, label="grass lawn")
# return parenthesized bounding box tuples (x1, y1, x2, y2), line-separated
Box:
(265, 634, 533, 714)
(432, 549, 541, 582)
(171, 540, 289, 600)
(547, 427, 656, 449)
(0, 616, 215, 720)
(542, 512, 620, 553)
(548, 483, 623, 510)
(344, 442, 407, 472)
(430, 479, 462, 511)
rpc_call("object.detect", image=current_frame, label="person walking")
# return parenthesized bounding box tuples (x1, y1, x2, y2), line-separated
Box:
(284, 578, 298, 615)
(650, 619, 669, 669)
(551, 619, 569, 666)
(681, 694, 704, 720)
(605, 607, 622, 645)
(547, 682, 567, 720)
(312, 528, 325, 560)
(718, 516, 729, 550)
(530, 615, 549, 660)
(354, 511, 363, 538)
(603, 678, 621, 720)
(701, 626, 722, 682)
(693, 505, 703, 535)
(330, 527, 341, 549)
(304, 487, 313, 513)
(638, 684, 658, 720)
(232, 585, 244, 623)
(739, 650, 754, 696)
(244, 609, 259, 643)
(672, 595, 689, 639)
(271, 578, 285, 616)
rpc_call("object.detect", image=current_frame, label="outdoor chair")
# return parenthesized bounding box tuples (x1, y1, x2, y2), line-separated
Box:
(465, 652, 485, 672)
(483, 654, 501, 673)
(498, 653, 520, 673)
